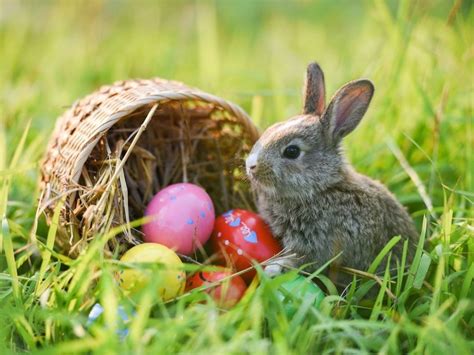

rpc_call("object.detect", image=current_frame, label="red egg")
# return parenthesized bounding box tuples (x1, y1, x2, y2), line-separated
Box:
(185, 268, 247, 308)
(209, 209, 282, 283)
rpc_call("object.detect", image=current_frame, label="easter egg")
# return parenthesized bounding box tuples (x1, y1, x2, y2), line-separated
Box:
(185, 268, 247, 308)
(143, 183, 215, 255)
(118, 243, 185, 301)
(278, 274, 325, 311)
(209, 209, 282, 282)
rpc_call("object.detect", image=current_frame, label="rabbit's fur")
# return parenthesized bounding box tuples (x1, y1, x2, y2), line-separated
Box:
(246, 63, 418, 281)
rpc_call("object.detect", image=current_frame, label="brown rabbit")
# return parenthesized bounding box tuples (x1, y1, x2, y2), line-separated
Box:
(246, 62, 418, 282)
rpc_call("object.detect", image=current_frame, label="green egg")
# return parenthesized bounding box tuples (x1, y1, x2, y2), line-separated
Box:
(277, 274, 325, 315)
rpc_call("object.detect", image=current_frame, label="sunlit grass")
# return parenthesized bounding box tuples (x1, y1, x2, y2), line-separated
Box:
(0, 0, 473, 353)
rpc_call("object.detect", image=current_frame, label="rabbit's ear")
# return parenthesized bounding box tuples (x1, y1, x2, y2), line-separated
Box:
(322, 79, 374, 141)
(303, 62, 325, 116)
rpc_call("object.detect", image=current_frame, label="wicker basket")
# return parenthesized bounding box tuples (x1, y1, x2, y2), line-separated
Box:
(39, 78, 259, 256)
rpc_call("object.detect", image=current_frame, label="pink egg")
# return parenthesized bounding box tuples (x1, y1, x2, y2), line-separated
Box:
(143, 183, 215, 255)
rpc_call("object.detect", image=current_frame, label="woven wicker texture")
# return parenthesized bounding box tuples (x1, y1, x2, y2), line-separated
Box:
(39, 78, 259, 255)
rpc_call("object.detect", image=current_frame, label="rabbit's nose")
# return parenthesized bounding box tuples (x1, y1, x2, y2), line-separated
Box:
(246, 163, 257, 175)
(246, 153, 258, 175)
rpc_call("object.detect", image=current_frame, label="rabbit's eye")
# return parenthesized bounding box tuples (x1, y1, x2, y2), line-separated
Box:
(282, 145, 301, 159)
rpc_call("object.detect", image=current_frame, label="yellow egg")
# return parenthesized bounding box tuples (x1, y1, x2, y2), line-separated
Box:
(118, 243, 185, 301)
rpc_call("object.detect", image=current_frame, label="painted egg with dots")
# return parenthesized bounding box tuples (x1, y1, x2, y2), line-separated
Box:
(143, 183, 215, 255)
(117, 243, 185, 301)
(185, 267, 247, 309)
(209, 209, 282, 283)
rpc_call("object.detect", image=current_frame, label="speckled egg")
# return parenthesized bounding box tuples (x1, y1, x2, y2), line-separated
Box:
(143, 183, 215, 255)
(209, 209, 282, 283)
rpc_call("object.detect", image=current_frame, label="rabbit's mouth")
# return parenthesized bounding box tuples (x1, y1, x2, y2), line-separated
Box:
(250, 178, 278, 196)
(248, 170, 279, 193)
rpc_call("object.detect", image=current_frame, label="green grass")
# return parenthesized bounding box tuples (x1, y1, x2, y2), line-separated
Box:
(0, 0, 473, 353)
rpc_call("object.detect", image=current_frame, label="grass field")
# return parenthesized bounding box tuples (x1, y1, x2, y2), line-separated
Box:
(0, 0, 473, 353)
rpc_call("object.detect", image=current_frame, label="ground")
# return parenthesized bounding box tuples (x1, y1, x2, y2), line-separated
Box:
(0, 1, 473, 354)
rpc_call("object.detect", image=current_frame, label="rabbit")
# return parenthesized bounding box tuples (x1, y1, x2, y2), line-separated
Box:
(245, 62, 418, 284)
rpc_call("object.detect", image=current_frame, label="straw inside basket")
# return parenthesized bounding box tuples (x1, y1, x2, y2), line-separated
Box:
(66, 100, 255, 255)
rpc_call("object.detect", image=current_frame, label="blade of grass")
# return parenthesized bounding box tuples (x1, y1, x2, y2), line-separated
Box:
(35, 199, 63, 297)
(370, 257, 392, 321)
(430, 246, 445, 315)
(412, 253, 431, 289)
(2, 216, 20, 300)
(395, 239, 408, 297)
(100, 266, 119, 338)
(14, 315, 36, 350)
(406, 216, 427, 290)
(129, 288, 154, 347)
(387, 138, 437, 219)
(0, 120, 31, 253)
(9, 120, 31, 169)
(367, 235, 401, 274)
(0, 121, 6, 171)
(459, 262, 474, 300)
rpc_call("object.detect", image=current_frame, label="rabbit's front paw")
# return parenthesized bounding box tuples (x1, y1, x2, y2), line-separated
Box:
(264, 263, 283, 277)
(264, 257, 295, 277)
